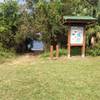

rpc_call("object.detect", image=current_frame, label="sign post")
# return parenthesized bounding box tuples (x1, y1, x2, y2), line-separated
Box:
(67, 25, 71, 58)
(68, 26, 85, 58)
(63, 16, 96, 58)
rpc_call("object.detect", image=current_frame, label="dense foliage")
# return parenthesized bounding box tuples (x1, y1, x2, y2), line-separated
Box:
(0, 0, 100, 55)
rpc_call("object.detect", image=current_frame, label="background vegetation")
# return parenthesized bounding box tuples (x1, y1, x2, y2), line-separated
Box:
(0, 0, 100, 56)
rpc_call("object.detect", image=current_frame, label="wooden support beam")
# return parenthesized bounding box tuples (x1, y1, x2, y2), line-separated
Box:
(82, 27, 86, 58)
(68, 26, 71, 58)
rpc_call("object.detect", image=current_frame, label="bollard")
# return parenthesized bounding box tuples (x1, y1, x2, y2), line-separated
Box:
(56, 45, 59, 58)
(50, 45, 53, 59)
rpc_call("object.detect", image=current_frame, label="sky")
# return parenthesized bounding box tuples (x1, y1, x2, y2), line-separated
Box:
(0, 0, 25, 4)
(18, 0, 26, 4)
(0, 0, 4, 3)
(0, 0, 50, 4)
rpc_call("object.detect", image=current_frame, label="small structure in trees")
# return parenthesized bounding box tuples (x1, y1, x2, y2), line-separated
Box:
(63, 16, 96, 58)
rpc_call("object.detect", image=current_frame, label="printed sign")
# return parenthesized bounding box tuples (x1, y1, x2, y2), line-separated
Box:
(31, 40, 44, 51)
(70, 26, 83, 45)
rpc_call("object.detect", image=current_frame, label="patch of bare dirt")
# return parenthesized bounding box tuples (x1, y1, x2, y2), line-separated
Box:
(4, 53, 39, 66)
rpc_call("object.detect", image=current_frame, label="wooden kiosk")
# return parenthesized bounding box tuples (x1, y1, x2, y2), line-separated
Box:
(63, 16, 96, 58)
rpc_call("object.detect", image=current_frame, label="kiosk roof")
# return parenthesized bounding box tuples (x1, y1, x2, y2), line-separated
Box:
(63, 16, 97, 25)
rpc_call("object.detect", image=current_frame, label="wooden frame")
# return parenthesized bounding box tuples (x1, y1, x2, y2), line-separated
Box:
(63, 16, 96, 58)
(67, 25, 71, 58)
(82, 26, 86, 58)
(67, 25, 86, 58)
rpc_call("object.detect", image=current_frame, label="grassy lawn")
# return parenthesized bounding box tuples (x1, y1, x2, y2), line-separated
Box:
(0, 55, 100, 100)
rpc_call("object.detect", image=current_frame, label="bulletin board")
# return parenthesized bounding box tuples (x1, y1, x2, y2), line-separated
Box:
(70, 26, 84, 45)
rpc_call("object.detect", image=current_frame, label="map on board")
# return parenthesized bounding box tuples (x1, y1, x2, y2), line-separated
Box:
(70, 26, 83, 45)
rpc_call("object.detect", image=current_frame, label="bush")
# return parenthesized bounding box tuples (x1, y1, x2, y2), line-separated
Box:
(41, 48, 67, 58)
(0, 43, 16, 60)
(86, 43, 100, 56)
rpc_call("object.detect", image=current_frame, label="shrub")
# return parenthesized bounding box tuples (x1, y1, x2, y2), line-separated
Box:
(86, 43, 100, 56)
(41, 48, 67, 58)
(0, 43, 16, 59)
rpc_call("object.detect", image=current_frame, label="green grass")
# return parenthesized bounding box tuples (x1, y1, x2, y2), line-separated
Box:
(0, 56, 100, 100)
(0, 44, 16, 64)
(0, 51, 16, 64)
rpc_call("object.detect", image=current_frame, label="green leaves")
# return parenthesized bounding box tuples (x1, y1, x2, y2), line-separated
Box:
(0, 0, 19, 48)
(0, 0, 99, 52)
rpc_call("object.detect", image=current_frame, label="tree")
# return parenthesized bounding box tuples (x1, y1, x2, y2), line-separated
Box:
(0, 0, 19, 48)
(33, 0, 64, 48)
(0, 0, 99, 53)
(86, 0, 99, 17)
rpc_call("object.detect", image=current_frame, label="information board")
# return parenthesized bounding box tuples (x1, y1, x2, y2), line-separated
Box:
(70, 26, 83, 45)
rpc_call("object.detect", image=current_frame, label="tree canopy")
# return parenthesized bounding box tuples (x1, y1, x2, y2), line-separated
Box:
(0, 0, 100, 53)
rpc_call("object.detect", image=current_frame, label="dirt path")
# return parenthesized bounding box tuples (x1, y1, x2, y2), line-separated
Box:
(1, 53, 39, 66)
(1, 53, 100, 67)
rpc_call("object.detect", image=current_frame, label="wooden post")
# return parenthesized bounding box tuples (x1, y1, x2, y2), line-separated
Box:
(82, 27, 85, 58)
(56, 45, 59, 58)
(50, 45, 53, 59)
(68, 26, 71, 58)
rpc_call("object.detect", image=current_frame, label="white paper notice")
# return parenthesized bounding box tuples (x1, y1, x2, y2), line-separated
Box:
(70, 26, 83, 45)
